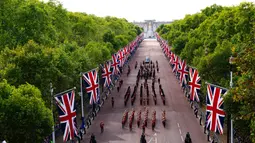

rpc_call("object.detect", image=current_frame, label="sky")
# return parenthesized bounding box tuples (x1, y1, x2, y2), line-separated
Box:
(44, 0, 254, 22)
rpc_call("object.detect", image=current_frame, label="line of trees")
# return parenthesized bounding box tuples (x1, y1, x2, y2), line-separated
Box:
(0, 0, 142, 142)
(157, 2, 255, 142)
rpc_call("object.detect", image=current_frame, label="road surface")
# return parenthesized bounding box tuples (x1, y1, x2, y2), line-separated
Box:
(83, 39, 207, 143)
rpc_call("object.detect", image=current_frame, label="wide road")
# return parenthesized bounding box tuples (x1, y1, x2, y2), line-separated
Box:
(83, 39, 207, 143)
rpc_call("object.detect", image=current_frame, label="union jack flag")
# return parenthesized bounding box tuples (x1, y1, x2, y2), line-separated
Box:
(118, 50, 124, 67)
(83, 69, 100, 104)
(101, 61, 113, 87)
(188, 67, 201, 102)
(172, 55, 179, 73)
(178, 60, 189, 86)
(169, 52, 175, 65)
(111, 54, 120, 75)
(55, 90, 78, 142)
(206, 84, 227, 134)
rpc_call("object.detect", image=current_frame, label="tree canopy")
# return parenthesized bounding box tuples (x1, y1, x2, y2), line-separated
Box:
(0, 0, 142, 142)
(157, 2, 255, 142)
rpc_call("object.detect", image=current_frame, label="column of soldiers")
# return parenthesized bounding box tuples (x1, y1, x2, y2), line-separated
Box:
(140, 83, 143, 105)
(152, 76, 157, 105)
(122, 110, 128, 128)
(151, 110, 156, 130)
(162, 110, 166, 128)
(129, 109, 135, 131)
(137, 109, 142, 128)
(124, 86, 131, 106)
(122, 108, 166, 133)
(131, 85, 137, 106)
(142, 108, 149, 133)
(137, 60, 156, 106)
(159, 84, 166, 105)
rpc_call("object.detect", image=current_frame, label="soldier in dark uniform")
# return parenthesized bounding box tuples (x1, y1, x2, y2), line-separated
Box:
(140, 133, 147, 143)
(185, 132, 192, 143)
(111, 97, 114, 108)
(90, 134, 96, 143)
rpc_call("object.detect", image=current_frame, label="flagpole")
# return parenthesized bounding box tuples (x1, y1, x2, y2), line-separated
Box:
(50, 83, 56, 143)
(81, 67, 98, 75)
(80, 73, 85, 126)
(205, 82, 228, 91)
(187, 65, 197, 70)
(54, 87, 76, 97)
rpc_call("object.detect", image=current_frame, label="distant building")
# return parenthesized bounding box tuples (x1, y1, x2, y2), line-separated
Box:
(132, 20, 172, 38)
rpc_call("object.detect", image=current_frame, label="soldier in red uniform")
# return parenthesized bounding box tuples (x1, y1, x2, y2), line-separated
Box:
(162, 110, 166, 127)
(100, 121, 104, 133)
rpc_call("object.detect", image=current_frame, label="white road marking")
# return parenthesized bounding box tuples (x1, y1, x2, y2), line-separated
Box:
(179, 129, 182, 134)
(177, 123, 180, 128)
(148, 137, 153, 143)
(181, 136, 184, 142)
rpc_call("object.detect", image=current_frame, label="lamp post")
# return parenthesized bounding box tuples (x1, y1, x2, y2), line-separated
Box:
(50, 83, 55, 143)
(229, 55, 234, 143)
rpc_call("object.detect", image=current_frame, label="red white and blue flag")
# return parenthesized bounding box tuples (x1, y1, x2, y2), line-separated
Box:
(178, 60, 189, 86)
(169, 52, 174, 64)
(188, 67, 201, 102)
(206, 83, 227, 134)
(55, 90, 78, 142)
(118, 50, 124, 67)
(111, 54, 120, 75)
(83, 69, 100, 104)
(172, 55, 179, 73)
(101, 61, 113, 87)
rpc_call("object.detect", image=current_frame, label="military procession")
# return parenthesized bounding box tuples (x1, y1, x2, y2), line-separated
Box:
(83, 35, 208, 143)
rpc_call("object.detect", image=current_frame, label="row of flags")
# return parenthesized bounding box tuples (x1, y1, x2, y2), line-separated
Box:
(156, 33, 228, 135)
(54, 34, 144, 142)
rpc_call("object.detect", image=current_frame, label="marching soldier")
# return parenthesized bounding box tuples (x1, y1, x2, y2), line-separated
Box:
(162, 110, 166, 127)
(100, 121, 104, 133)
(143, 98, 146, 106)
(111, 97, 114, 108)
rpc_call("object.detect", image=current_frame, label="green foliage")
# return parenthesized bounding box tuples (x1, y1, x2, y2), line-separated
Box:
(157, 2, 255, 141)
(0, 80, 53, 142)
(0, 0, 140, 141)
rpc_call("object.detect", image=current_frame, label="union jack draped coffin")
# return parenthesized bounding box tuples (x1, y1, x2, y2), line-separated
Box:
(55, 90, 78, 142)
(82, 69, 100, 104)
(206, 84, 227, 134)
(188, 67, 201, 102)
(101, 61, 113, 87)
(111, 53, 120, 75)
